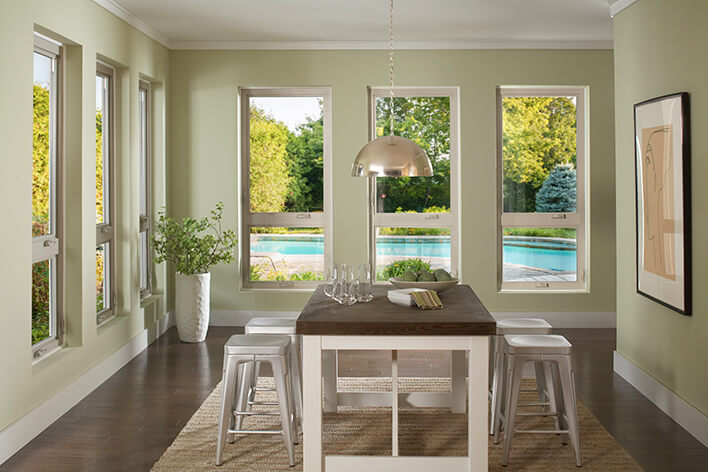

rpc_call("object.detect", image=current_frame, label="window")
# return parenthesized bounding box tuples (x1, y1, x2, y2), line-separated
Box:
(497, 87, 586, 290)
(368, 88, 459, 282)
(96, 63, 116, 323)
(240, 88, 332, 288)
(138, 80, 151, 297)
(32, 34, 63, 357)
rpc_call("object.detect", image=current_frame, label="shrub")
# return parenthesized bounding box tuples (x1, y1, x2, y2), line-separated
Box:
(535, 163, 576, 212)
(380, 258, 431, 280)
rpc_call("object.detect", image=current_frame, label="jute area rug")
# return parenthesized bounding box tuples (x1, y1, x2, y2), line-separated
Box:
(151, 377, 644, 471)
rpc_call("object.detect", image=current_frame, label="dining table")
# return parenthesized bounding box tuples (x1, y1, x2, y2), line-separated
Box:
(296, 284, 496, 472)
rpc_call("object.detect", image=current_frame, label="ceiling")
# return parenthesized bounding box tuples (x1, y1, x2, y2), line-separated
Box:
(101, 0, 618, 49)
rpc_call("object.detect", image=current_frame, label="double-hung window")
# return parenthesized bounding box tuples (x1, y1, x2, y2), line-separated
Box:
(497, 87, 587, 290)
(368, 87, 459, 281)
(32, 34, 63, 357)
(96, 62, 116, 323)
(138, 80, 151, 297)
(240, 88, 332, 288)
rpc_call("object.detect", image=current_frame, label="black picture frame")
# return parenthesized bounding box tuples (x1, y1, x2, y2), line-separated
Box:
(633, 92, 691, 315)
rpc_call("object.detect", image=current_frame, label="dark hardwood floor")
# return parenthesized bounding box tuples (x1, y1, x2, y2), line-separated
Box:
(2, 327, 707, 471)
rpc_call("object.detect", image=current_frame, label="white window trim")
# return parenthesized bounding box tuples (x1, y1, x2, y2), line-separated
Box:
(32, 33, 64, 359)
(96, 62, 117, 324)
(367, 87, 460, 283)
(138, 79, 152, 298)
(239, 87, 332, 289)
(497, 86, 588, 292)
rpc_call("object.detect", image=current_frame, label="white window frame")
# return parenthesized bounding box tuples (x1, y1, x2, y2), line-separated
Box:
(138, 79, 152, 298)
(32, 34, 64, 358)
(240, 87, 332, 289)
(368, 87, 460, 283)
(497, 86, 588, 291)
(96, 62, 116, 324)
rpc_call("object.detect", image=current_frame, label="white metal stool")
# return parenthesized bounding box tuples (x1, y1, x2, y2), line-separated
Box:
(496, 334, 582, 468)
(216, 334, 298, 467)
(238, 318, 302, 426)
(489, 318, 552, 435)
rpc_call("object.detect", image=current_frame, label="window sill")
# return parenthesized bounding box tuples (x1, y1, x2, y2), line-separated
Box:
(240, 287, 316, 293)
(140, 293, 160, 308)
(97, 313, 128, 333)
(498, 288, 589, 294)
(31, 343, 64, 366)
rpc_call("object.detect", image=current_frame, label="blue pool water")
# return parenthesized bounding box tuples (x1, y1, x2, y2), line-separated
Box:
(251, 236, 576, 272)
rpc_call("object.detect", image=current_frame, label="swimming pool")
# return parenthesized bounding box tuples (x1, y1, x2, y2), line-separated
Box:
(251, 235, 576, 272)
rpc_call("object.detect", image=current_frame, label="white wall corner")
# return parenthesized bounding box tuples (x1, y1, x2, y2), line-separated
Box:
(0, 311, 174, 466)
(609, 0, 640, 18)
(614, 351, 708, 447)
(491, 311, 616, 328)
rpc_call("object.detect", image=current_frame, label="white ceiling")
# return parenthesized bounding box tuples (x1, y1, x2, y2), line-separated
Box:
(100, 0, 618, 49)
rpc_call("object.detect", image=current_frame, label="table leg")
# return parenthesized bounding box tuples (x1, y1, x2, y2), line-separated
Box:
(303, 335, 323, 472)
(322, 349, 337, 413)
(468, 336, 488, 471)
(451, 350, 466, 414)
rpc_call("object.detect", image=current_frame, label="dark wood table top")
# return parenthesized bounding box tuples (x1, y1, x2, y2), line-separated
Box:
(296, 284, 496, 336)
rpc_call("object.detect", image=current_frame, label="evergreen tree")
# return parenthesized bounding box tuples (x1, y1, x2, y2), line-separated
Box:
(535, 163, 576, 212)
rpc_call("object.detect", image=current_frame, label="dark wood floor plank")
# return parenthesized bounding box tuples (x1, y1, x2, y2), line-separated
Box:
(1, 327, 706, 471)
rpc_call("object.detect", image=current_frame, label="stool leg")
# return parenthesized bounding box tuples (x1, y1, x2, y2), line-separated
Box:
(501, 356, 524, 467)
(489, 336, 502, 435)
(217, 357, 239, 466)
(550, 361, 569, 445)
(492, 347, 507, 444)
(559, 356, 582, 467)
(534, 361, 548, 405)
(286, 356, 300, 444)
(272, 356, 296, 467)
(543, 361, 562, 434)
(250, 360, 261, 405)
(290, 335, 304, 423)
(235, 361, 253, 433)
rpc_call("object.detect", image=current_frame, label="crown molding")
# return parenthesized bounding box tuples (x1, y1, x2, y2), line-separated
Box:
(609, 0, 639, 18)
(93, 0, 172, 48)
(170, 39, 613, 51)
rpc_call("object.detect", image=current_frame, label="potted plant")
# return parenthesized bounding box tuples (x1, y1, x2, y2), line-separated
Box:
(152, 202, 237, 342)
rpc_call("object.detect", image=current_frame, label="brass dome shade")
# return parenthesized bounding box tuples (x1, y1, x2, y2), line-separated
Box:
(351, 135, 433, 177)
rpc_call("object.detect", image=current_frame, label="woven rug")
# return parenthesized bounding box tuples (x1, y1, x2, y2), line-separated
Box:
(151, 377, 644, 471)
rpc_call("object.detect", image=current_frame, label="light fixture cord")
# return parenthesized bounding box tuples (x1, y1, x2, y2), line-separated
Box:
(388, 0, 395, 137)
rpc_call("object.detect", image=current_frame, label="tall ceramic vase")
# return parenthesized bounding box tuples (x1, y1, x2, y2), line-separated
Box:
(175, 272, 210, 342)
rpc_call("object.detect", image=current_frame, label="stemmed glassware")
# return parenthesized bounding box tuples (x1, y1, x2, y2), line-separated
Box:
(356, 263, 374, 302)
(323, 264, 338, 298)
(328, 262, 374, 304)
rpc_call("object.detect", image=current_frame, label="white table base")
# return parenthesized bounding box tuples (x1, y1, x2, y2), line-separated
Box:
(303, 335, 489, 471)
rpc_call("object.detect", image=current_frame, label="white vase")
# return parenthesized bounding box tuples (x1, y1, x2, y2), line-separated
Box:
(175, 272, 210, 342)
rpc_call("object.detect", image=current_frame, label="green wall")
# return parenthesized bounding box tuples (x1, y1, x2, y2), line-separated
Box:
(169, 49, 616, 314)
(614, 0, 708, 415)
(0, 0, 169, 431)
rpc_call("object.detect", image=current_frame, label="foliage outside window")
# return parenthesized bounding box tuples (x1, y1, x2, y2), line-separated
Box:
(498, 87, 586, 290)
(241, 88, 332, 288)
(32, 34, 63, 356)
(369, 88, 459, 282)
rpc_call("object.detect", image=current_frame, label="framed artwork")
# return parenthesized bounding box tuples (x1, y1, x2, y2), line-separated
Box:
(634, 92, 691, 315)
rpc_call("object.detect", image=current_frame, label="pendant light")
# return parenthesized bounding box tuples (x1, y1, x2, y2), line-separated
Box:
(351, 0, 433, 177)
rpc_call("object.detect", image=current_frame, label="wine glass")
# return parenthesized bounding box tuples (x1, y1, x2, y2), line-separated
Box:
(323, 264, 338, 298)
(356, 263, 374, 302)
(346, 265, 360, 306)
(332, 263, 347, 304)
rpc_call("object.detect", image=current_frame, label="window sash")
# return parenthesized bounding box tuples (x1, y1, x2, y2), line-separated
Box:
(368, 87, 460, 282)
(139, 80, 151, 296)
(497, 87, 587, 291)
(96, 63, 116, 322)
(240, 87, 332, 289)
(32, 34, 63, 356)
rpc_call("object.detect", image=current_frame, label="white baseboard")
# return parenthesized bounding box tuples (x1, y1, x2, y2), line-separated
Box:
(614, 351, 708, 447)
(492, 312, 616, 328)
(210, 310, 299, 327)
(0, 311, 174, 466)
(210, 310, 615, 328)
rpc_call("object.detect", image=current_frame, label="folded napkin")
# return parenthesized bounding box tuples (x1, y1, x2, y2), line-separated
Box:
(410, 290, 443, 310)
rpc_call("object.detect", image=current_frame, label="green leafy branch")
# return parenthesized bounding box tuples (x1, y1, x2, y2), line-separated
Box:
(151, 202, 237, 275)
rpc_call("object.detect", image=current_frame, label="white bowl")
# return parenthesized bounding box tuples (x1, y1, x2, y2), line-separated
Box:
(388, 277, 459, 293)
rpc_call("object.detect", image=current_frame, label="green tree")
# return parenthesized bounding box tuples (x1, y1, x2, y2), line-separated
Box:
(249, 106, 291, 212)
(33, 84, 50, 232)
(535, 163, 577, 212)
(502, 97, 576, 212)
(285, 114, 324, 212)
(375, 96, 451, 213)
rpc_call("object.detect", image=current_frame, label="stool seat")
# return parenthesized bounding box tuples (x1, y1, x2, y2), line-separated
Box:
(496, 318, 552, 335)
(504, 334, 571, 355)
(246, 317, 297, 335)
(224, 334, 290, 355)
